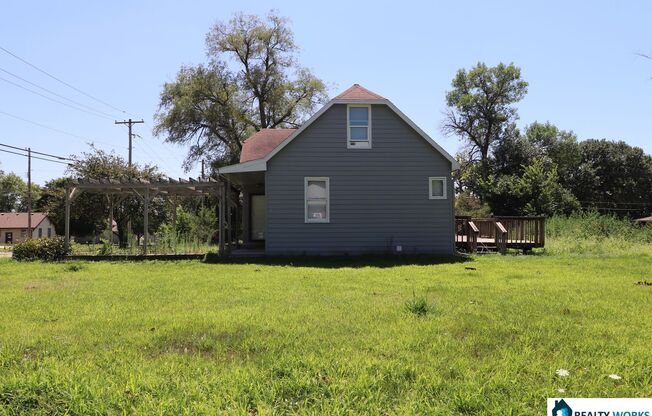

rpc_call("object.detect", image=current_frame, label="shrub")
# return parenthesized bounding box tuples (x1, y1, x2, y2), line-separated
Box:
(12, 236, 71, 262)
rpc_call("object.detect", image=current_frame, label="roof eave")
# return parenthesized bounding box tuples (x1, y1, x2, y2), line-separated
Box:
(218, 159, 267, 174)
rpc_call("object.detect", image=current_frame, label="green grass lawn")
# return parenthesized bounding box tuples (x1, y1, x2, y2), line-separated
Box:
(0, 249, 650, 415)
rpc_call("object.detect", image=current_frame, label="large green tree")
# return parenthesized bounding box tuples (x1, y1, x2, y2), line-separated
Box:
(154, 11, 328, 169)
(570, 139, 652, 217)
(0, 171, 40, 212)
(443, 62, 528, 183)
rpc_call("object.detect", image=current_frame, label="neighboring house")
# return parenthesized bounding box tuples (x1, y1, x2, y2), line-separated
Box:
(219, 84, 459, 255)
(0, 212, 57, 244)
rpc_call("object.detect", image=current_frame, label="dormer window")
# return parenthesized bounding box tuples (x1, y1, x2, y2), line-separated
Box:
(347, 105, 371, 149)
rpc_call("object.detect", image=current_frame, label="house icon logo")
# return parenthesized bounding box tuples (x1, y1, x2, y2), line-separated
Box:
(551, 399, 572, 416)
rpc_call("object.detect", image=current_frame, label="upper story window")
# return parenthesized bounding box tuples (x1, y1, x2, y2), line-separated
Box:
(429, 177, 447, 200)
(305, 177, 330, 223)
(347, 105, 371, 149)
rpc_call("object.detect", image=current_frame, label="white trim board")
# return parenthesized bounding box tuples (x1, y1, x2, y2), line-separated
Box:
(219, 98, 460, 174)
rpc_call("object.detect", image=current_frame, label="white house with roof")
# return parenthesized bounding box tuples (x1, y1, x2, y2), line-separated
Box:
(0, 212, 57, 244)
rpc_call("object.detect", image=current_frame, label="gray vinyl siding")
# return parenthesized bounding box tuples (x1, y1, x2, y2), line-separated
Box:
(265, 104, 454, 255)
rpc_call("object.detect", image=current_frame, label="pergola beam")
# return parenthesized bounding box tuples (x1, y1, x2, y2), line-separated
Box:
(63, 176, 226, 256)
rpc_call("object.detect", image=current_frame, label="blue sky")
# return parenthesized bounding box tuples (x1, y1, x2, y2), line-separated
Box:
(0, 0, 650, 185)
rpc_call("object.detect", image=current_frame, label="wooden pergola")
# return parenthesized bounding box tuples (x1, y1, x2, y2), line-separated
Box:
(64, 176, 237, 255)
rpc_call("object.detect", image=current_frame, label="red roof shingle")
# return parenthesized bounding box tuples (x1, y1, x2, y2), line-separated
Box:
(0, 212, 48, 229)
(335, 84, 385, 100)
(240, 128, 296, 163)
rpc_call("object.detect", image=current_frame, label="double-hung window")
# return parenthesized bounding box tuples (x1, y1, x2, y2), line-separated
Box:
(347, 105, 371, 148)
(305, 177, 329, 223)
(429, 177, 447, 199)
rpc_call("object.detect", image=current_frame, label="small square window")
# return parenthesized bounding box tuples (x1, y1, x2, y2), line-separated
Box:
(429, 177, 447, 199)
(347, 105, 371, 149)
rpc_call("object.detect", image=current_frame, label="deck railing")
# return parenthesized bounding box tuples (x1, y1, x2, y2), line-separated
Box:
(455, 216, 479, 253)
(455, 216, 545, 253)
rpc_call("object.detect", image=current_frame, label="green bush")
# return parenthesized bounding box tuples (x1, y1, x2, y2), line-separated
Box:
(12, 236, 71, 262)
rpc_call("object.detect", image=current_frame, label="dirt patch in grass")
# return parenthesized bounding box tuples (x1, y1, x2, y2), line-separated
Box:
(23, 278, 79, 290)
(147, 325, 254, 359)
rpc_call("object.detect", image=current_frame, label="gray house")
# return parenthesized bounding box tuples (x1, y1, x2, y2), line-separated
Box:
(219, 84, 460, 255)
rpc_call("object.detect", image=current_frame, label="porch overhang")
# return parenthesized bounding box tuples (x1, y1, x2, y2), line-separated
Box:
(218, 159, 266, 187)
(218, 159, 266, 174)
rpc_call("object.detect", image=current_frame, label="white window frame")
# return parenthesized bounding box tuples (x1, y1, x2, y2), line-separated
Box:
(347, 104, 372, 149)
(429, 177, 447, 200)
(304, 177, 330, 223)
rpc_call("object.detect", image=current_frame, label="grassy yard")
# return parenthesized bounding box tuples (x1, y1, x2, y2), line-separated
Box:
(0, 249, 650, 414)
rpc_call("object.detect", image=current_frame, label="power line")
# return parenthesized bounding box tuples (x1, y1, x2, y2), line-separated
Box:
(0, 143, 74, 161)
(0, 110, 127, 149)
(0, 66, 119, 119)
(0, 147, 71, 165)
(0, 75, 113, 120)
(0, 45, 134, 117)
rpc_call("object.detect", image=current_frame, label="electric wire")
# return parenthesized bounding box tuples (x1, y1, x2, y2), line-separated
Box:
(0, 45, 134, 117)
(0, 147, 72, 165)
(0, 110, 127, 149)
(0, 66, 119, 119)
(0, 75, 113, 120)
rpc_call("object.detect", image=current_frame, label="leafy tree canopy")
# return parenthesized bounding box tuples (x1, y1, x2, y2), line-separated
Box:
(0, 171, 40, 212)
(443, 62, 528, 179)
(154, 11, 328, 169)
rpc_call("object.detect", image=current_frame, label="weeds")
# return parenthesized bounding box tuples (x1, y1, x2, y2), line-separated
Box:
(405, 292, 432, 316)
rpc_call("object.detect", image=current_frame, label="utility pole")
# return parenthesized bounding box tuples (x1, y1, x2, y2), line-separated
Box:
(27, 147, 32, 239)
(114, 118, 144, 166)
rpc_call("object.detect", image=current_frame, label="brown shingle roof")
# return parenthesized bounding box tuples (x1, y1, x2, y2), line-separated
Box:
(240, 128, 296, 163)
(335, 84, 385, 100)
(0, 212, 48, 229)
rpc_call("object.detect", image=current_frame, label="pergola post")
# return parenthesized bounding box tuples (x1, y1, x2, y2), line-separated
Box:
(64, 187, 71, 252)
(143, 187, 150, 255)
(219, 180, 226, 256)
(226, 178, 232, 250)
(107, 196, 114, 243)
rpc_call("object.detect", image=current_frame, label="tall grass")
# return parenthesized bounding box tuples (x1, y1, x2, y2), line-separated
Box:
(546, 212, 652, 256)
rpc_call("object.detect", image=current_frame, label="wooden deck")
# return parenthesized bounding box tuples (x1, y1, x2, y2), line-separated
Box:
(455, 216, 545, 254)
